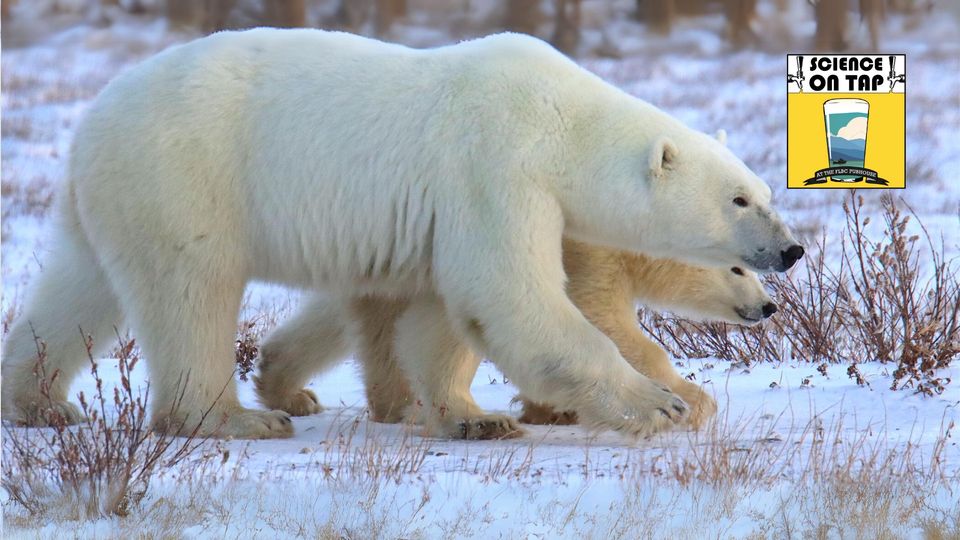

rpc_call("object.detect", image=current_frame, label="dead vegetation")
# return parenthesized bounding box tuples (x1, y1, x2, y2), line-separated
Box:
(641, 192, 960, 395)
(235, 319, 262, 382)
(1, 330, 211, 520)
(6, 397, 955, 536)
(1, 173, 55, 220)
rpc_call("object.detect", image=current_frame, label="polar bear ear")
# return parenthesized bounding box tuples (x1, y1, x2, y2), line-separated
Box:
(715, 129, 728, 146)
(648, 136, 679, 178)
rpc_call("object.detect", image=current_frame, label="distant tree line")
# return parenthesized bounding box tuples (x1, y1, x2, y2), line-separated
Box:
(638, 0, 909, 51)
(165, 0, 307, 32)
(1, 0, 936, 54)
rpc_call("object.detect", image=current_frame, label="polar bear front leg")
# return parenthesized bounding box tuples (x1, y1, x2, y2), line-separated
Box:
(609, 326, 718, 429)
(455, 301, 688, 438)
(574, 289, 717, 429)
(394, 296, 522, 440)
(516, 398, 578, 425)
(435, 198, 689, 438)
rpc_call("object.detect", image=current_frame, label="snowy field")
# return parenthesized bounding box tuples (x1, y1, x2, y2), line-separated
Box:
(2, 2, 959, 537)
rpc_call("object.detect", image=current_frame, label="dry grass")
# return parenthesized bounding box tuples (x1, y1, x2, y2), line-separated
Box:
(234, 319, 262, 382)
(2, 330, 212, 520)
(8, 410, 955, 537)
(1, 173, 56, 220)
(4, 366, 956, 537)
(641, 192, 960, 395)
(312, 410, 434, 483)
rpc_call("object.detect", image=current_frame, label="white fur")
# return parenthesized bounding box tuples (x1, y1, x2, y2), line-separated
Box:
(1, 29, 797, 438)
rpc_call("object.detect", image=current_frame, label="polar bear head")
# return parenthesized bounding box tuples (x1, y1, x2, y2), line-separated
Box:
(661, 265, 777, 325)
(629, 254, 777, 326)
(644, 131, 803, 273)
(558, 116, 803, 273)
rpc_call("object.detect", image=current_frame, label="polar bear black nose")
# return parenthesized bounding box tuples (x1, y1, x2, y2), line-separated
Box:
(780, 245, 805, 269)
(762, 302, 778, 318)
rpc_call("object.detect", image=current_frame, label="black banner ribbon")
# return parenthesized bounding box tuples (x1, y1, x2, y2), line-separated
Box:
(803, 166, 889, 186)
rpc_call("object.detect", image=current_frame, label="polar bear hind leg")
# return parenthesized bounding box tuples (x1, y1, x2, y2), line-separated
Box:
(1, 198, 122, 427)
(96, 235, 292, 439)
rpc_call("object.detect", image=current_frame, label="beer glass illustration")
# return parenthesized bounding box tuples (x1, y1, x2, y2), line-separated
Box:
(823, 99, 869, 182)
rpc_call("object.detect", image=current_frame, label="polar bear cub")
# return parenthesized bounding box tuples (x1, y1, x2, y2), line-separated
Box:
(255, 239, 775, 438)
(2, 29, 801, 439)
(515, 239, 776, 429)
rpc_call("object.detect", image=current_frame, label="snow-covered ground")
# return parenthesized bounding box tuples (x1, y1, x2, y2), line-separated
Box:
(3, 357, 959, 537)
(2, 1, 959, 537)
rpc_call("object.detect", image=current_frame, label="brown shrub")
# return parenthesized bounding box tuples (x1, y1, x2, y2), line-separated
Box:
(640, 193, 959, 395)
(2, 330, 210, 518)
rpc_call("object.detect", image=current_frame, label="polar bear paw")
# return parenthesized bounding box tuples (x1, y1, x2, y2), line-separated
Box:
(219, 409, 295, 439)
(254, 375, 324, 417)
(268, 387, 323, 417)
(155, 407, 294, 439)
(516, 398, 579, 425)
(441, 413, 524, 440)
(578, 376, 689, 438)
(6, 398, 86, 427)
(673, 381, 717, 429)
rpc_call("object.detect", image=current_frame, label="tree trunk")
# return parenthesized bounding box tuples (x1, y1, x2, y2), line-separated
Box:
(1, 0, 13, 23)
(676, 0, 706, 15)
(724, 0, 756, 46)
(551, 0, 581, 55)
(264, 0, 307, 28)
(815, 0, 848, 51)
(639, 0, 675, 34)
(859, 0, 885, 50)
(167, 0, 204, 28)
(203, 0, 240, 32)
(335, 0, 368, 32)
(375, 0, 407, 36)
(503, 0, 543, 35)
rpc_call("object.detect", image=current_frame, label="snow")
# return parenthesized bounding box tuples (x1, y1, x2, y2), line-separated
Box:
(2, 1, 959, 537)
(3, 356, 958, 537)
(60, 356, 959, 480)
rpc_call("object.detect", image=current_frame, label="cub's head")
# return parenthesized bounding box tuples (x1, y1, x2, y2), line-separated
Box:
(635, 258, 777, 326)
(687, 265, 777, 325)
(560, 122, 803, 274)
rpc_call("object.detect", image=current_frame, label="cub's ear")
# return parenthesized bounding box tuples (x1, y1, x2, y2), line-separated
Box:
(648, 136, 679, 178)
(715, 129, 728, 146)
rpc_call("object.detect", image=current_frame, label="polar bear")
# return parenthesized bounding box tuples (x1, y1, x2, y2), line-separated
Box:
(256, 239, 775, 438)
(1, 29, 802, 439)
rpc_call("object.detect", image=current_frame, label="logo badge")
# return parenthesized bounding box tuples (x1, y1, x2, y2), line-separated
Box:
(787, 55, 905, 189)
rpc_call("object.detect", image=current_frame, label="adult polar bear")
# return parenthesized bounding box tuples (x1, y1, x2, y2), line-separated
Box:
(1, 29, 802, 439)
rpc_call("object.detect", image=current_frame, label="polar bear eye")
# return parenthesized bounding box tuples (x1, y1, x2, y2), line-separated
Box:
(733, 197, 749, 207)
(731, 267, 745, 276)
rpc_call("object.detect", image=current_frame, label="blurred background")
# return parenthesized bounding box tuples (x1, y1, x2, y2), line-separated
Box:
(2, 1, 957, 52)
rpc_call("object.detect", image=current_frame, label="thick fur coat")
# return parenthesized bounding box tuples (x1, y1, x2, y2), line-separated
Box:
(2, 29, 799, 438)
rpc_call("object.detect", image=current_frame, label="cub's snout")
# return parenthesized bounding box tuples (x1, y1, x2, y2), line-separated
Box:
(735, 301, 777, 324)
